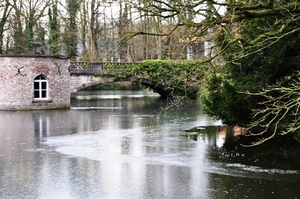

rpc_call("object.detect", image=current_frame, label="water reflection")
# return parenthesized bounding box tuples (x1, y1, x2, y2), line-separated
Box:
(185, 125, 300, 172)
(0, 90, 299, 199)
(33, 113, 49, 143)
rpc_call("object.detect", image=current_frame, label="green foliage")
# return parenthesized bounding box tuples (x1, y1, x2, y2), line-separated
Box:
(202, 8, 300, 136)
(48, 2, 60, 55)
(25, 13, 34, 52)
(200, 71, 252, 124)
(64, 0, 80, 59)
(130, 60, 208, 99)
(83, 82, 140, 91)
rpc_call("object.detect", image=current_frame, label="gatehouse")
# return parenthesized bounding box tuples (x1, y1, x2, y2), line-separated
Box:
(0, 55, 70, 110)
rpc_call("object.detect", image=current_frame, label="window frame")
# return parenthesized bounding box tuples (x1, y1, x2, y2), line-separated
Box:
(33, 74, 49, 101)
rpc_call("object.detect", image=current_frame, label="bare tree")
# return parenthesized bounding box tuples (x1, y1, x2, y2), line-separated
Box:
(10, 0, 50, 54)
(0, 0, 13, 54)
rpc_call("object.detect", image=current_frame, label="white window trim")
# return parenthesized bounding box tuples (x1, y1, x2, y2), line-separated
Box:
(33, 75, 49, 101)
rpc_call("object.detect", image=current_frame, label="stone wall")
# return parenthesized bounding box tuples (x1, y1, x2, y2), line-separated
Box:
(0, 55, 70, 110)
(70, 75, 114, 94)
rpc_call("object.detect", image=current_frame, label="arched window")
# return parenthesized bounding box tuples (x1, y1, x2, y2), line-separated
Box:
(34, 75, 48, 100)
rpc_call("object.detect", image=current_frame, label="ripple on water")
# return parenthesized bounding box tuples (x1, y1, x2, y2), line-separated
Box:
(43, 131, 300, 181)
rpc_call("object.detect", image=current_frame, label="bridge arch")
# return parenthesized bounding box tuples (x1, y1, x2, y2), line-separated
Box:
(69, 61, 178, 99)
(70, 75, 114, 94)
(70, 75, 171, 98)
(131, 78, 171, 99)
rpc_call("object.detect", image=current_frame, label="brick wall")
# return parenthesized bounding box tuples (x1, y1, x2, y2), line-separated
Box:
(0, 55, 70, 110)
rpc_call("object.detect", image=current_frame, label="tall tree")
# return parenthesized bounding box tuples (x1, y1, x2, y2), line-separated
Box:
(90, 0, 102, 60)
(0, 0, 13, 54)
(11, 0, 49, 54)
(48, 0, 60, 55)
(79, 0, 102, 61)
(64, 0, 80, 59)
(11, 0, 25, 53)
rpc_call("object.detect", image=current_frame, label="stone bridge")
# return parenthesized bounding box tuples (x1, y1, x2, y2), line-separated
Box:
(69, 61, 170, 98)
(0, 56, 198, 110)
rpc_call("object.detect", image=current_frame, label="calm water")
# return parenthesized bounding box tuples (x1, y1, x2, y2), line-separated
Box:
(0, 90, 299, 199)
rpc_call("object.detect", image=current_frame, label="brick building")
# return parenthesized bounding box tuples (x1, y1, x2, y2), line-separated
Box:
(0, 55, 70, 110)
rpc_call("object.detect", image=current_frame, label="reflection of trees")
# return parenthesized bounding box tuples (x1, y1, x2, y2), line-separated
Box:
(184, 125, 300, 170)
(225, 131, 300, 170)
(184, 126, 220, 145)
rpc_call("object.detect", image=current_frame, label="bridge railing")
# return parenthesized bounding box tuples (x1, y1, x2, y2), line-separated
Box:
(69, 61, 140, 75)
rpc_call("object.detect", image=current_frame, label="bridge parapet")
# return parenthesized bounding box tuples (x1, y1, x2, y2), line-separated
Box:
(69, 62, 102, 75)
(103, 62, 139, 68)
(69, 61, 140, 75)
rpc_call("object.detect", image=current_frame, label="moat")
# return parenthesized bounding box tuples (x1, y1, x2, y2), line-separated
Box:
(0, 90, 299, 199)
